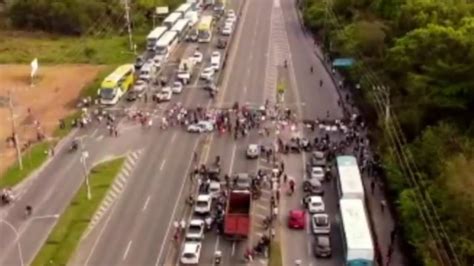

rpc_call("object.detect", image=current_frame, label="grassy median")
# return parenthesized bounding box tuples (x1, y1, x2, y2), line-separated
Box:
(269, 241, 283, 266)
(31, 157, 125, 266)
(0, 142, 52, 188)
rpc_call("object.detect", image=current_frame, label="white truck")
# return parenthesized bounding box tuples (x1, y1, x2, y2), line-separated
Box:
(177, 58, 196, 84)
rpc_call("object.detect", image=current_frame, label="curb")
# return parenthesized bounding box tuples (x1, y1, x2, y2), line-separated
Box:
(82, 149, 143, 238)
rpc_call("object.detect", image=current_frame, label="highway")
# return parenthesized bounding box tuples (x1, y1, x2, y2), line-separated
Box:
(0, 0, 353, 265)
(196, 0, 273, 264)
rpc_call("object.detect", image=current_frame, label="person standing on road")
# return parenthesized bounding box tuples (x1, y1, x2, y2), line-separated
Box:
(310, 65, 313, 73)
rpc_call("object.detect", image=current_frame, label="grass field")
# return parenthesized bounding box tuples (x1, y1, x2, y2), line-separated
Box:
(0, 31, 146, 64)
(0, 141, 52, 188)
(31, 157, 125, 266)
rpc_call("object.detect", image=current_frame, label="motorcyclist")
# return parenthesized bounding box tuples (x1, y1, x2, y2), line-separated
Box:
(25, 205, 33, 217)
(284, 60, 288, 68)
(214, 250, 222, 265)
(215, 156, 221, 167)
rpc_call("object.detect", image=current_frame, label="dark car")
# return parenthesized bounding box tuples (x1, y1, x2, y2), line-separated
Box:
(234, 173, 251, 190)
(310, 151, 327, 167)
(313, 235, 332, 258)
(186, 29, 198, 42)
(303, 178, 324, 196)
(134, 55, 145, 70)
(217, 39, 227, 49)
(126, 90, 140, 102)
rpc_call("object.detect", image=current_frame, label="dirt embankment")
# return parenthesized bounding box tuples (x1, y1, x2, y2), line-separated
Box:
(0, 64, 105, 175)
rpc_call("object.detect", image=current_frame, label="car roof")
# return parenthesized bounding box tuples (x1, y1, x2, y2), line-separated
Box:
(290, 209, 305, 217)
(309, 196, 323, 202)
(210, 181, 220, 188)
(197, 194, 211, 200)
(183, 242, 200, 252)
(189, 219, 204, 226)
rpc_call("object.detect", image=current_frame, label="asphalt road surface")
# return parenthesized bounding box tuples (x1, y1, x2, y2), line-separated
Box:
(0, 0, 346, 265)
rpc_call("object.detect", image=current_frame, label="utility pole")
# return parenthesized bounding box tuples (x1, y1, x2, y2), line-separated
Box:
(123, 0, 135, 53)
(8, 90, 23, 170)
(79, 138, 91, 200)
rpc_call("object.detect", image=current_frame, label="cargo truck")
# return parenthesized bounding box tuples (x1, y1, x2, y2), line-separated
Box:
(224, 190, 251, 239)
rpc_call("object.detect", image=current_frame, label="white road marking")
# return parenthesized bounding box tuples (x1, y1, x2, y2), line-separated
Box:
(228, 145, 237, 174)
(142, 196, 151, 211)
(123, 240, 132, 260)
(159, 160, 166, 171)
(243, 86, 248, 93)
(154, 141, 199, 266)
(95, 135, 104, 141)
(170, 133, 177, 143)
(91, 128, 98, 137)
(212, 236, 221, 266)
(231, 242, 236, 256)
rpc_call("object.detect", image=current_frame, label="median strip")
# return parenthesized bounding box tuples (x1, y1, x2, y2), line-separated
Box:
(31, 157, 125, 266)
(269, 241, 283, 266)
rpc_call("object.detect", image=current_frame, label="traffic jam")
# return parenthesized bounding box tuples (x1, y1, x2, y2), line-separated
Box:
(82, 0, 378, 264)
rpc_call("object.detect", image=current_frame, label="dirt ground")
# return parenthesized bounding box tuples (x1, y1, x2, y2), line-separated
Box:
(0, 64, 105, 175)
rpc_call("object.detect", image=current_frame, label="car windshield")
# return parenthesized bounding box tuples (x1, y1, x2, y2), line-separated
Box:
(188, 225, 201, 233)
(100, 88, 116, 99)
(196, 201, 208, 207)
(314, 216, 328, 226)
(183, 253, 196, 259)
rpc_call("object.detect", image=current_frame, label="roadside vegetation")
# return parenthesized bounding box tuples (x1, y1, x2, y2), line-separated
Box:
(301, 0, 474, 264)
(0, 0, 183, 64)
(0, 142, 53, 188)
(31, 157, 125, 266)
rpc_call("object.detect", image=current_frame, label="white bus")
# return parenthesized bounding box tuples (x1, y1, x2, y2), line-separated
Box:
(170, 19, 190, 40)
(175, 3, 193, 15)
(336, 155, 365, 200)
(339, 199, 374, 266)
(154, 31, 179, 61)
(163, 12, 183, 29)
(146, 26, 168, 50)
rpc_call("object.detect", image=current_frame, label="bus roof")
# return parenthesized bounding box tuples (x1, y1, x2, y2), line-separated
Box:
(155, 31, 178, 47)
(171, 19, 189, 32)
(164, 12, 182, 24)
(340, 199, 374, 251)
(101, 64, 134, 88)
(198, 15, 213, 31)
(336, 156, 364, 199)
(176, 3, 192, 13)
(147, 26, 167, 40)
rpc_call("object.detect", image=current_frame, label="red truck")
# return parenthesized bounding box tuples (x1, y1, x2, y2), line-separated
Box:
(224, 190, 251, 239)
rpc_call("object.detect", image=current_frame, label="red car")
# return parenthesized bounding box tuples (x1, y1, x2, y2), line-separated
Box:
(287, 209, 306, 229)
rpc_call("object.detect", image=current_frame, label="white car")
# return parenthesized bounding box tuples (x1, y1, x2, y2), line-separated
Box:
(180, 242, 202, 265)
(306, 196, 325, 213)
(186, 219, 205, 240)
(192, 51, 203, 64)
(210, 51, 221, 71)
(221, 26, 232, 36)
(194, 194, 212, 214)
(224, 20, 234, 29)
(133, 80, 147, 92)
(311, 213, 331, 234)
(200, 67, 215, 81)
(171, 81, 183, 94)
(246, 144, 260, 159)
(227, 10, 236, 21)
(187, 121, 214, 133)
(153, 87, 172, 102)
(309, 166, 325, 181)
(209, 181, 221, 199)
